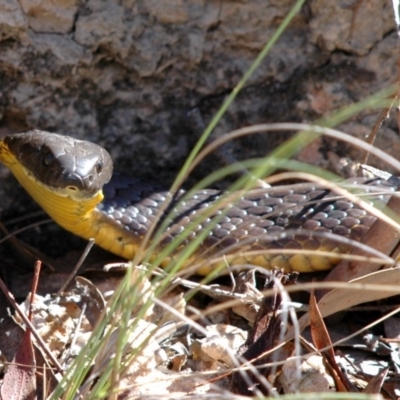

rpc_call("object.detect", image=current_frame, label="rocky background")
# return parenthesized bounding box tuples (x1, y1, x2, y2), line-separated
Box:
(0, 0, 398, 211)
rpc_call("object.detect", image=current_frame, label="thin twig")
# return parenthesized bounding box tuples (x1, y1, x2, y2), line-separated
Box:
(56, 238, 95, 295)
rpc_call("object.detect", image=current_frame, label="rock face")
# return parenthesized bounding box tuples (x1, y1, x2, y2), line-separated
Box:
(0, 0, 397, 188)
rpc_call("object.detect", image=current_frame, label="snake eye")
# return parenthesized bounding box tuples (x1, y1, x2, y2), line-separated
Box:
(95, 161, 103, 174)
(43, 151, 55, 166)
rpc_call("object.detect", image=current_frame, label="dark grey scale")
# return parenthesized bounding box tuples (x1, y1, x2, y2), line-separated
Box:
(125, 207, 138, 217)
(141, 198, 159, 208)
(217, 236, 239, 247)
(151, 193, 167, 202)
(120, 214, 132, 225)
(234, 229, 249, 237)
(302, 219, 321, 230)
(347, 208, 367, 218)
(247, 205, 273, 215)
(341, 217, 360, 228)
(203, 235, 222, 247)
(248, 226, 267, 236)
(268, 202, 293, 215)
(312, 212, 328, 221)
(236, 199, 257, 208)
(133, 205, 151, 217)
(213, 228, 230, 239)
(335, 200, 354, 211)
(322, 204, 334, 212)
(112, 210, 124, 220)
(168, 225, 185, 235)
(241, 214, 262, 227)
(328, 210, 347, 220)
(220, 222, 236, 231)
(313, 226, 330, 235)
(254, 219, 275, 229)
(226, 207, 247, 218)
(284, 193, 308, 203)
(269, 188, 294, 197)
(128, 219, 141, 232)
(229, 217, 244, 225)
(266, 225, 286, 234)
(135, 214, 147, 224)
(320, 217, 340, 229)
(236, 220, 254, 231)
(126, 205, 139, 214)
(333, 225, 351, 236)
(255, 196, 283, 206)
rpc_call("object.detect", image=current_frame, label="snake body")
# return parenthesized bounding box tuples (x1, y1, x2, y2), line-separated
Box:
(0, 130, 396, 274)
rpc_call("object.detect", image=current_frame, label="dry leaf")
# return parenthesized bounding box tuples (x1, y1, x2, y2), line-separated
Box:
(1, 329, 36, 400)
(310, 293, 351, 392)
(279, 355, 335, 393)
(363, 367, 388, 394)
(285, 268, 400, 341)
(192, 324, 247, 368)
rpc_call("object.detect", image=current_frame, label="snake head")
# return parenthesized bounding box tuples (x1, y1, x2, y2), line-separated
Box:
(4, 130, 113, 199)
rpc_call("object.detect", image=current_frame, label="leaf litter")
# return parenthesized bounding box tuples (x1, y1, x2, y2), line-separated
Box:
(3, 189, 400, 398)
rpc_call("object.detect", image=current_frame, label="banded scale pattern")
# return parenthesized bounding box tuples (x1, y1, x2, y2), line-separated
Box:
(97, 175, 396, 272)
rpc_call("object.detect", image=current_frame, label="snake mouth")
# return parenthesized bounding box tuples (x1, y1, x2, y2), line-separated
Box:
(3, 130, 113, 199)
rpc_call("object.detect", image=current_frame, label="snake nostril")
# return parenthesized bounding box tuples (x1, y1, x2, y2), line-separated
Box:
(95, 161, 103, 174)
(67, 186, 78, 191)
(88, 174, 94, 183)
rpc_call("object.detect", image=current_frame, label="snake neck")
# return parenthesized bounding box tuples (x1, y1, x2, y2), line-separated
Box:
(0, 141, 102, 236)
(0, 141, 143, 259)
